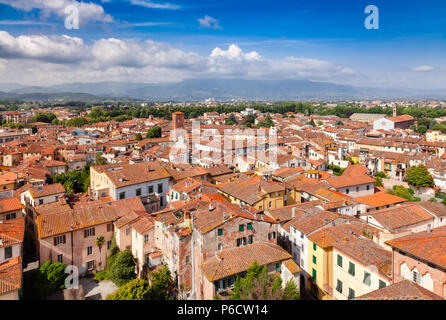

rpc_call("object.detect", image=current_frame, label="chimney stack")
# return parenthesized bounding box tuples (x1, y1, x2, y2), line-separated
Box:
(291, 207, 296, 218)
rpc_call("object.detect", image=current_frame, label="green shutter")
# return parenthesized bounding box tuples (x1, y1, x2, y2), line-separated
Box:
(248, 235, 253, 244)
(313, 243, 317, 251)
(313, 255, 317, 264)
(348, 262, 355, 276)
(363, 272, 371, 286)
(348, 288, 355, 299)
(217, 228, 223, 236)
(337, 254, 343, 267)
(239, 224, 244, 232)
(247, 223, 252, 230)
(336, 279, 342, 293)
(312, 268, 317, 282)
(379, 280, 386, 289)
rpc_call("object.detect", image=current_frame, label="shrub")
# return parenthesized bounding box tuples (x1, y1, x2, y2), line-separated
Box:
(110, 249, 136, 286)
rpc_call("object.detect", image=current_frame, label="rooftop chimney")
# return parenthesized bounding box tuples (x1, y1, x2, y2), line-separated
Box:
(427, 224, 432, 233)
(291, 207, 296, 218)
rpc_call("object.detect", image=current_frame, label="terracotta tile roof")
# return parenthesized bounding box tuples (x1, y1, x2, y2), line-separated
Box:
(362, 203, 436, 232)
(29, 183, 65, 198)
(0, 172, 17, 186)
(285, 210, 339, 235)
(37, 197, 145, 238)
(0, 198, 23, 214)
(34, 200, 71, 216)
(200, 242, 291, 282)
(282, 258, 301, 274)
(93, 161, 171, 188)
(193, 199, 276, 234)
(268, 200, 324, 223)
(333, 238, 392, 279)
(218, 177, 285, 206)
(0, 256, 22, 295)
(0, 217, 25, 248)
(386, 225, 446, 268)
(355, 191, 407, 208)
(131, 216, 155, 234)
(356, 280, 443, 300)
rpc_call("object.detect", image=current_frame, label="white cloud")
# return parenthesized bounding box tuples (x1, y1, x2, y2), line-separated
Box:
(197, 15, 221, 29)
(0, 0, 112, 24)
(411, 65, 434, 72)
(0, 31, 357, 85)
(129, 0, 181, 10)
(0, 31, 88, 63)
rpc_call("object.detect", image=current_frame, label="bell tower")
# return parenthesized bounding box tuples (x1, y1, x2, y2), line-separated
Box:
(393, 105, 397, 117)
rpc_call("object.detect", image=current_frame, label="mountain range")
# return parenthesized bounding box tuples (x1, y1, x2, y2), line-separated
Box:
(0, 79, 445, 101)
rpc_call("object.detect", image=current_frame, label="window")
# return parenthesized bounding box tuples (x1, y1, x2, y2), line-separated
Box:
(217, 228, 223, 236)
(312, 268, 317, 282)
(336, 279, 343, 293)
(4, 246, 12, 259)
(107, 240, 112, 249)
(87, 246, 93, 255)
(313, 243, 317, 251)
(119, 192, 125, 200)
(84, 228, 95, 238)
(366, 185, 370, 190)
(126, 228, 130, 236)
(312, 255, 317, 264)
(218, 243, 222, 251)
(158, 183, 163, 193)
(144, 234, 149, 243)
(269, 201, 272, 208)
(348, 262, 355, 276)
(379, 280, 386, 289)
(107, 223, 114, 232)
(236, 238, 242, 247)
(39, 199, 43, 205)
(136, 188, 142, 196)
(53, 235, 66, 246)
(186, 256, 190, 264)
(337, 254, 343, 267)
(275, 263, 280, 272)
(248, 235, 253, 244)
(148, 185, 154, 194)
(57, 254, 63, 263)
(363, 271, 371, 286)
(5, 212, 16, 220)
(356, 186, 359, 192)
(87, 261, 95, 270)
(243, 237, 247, 245)
(413, 270, 422, 285)
(247, 223, 252, 230)
(239, 224, 244, 232)
(348, 288, 355, 300)
(346, 189, 349, 195)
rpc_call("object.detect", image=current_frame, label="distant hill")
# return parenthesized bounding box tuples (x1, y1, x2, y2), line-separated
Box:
(1, 78, 446, 101)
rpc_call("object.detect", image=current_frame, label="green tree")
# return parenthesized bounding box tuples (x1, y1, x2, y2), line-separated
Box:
(106, 236, 120, 273)
(30, 112, 57, 123)
(228, 261, 299, 300)
(110, 249, 136, 286)
(307, 119, 316, 127)
(417, 124, 428, 135)
(66, 117, 88, 127)
(95, 152, 107, 165)
(225, 113, 238, 125)
(147, 265, 173, 300)
(146, 126, 162, 138)
(31, 126, 38, 134)
(135, 133, 143, 141)
(375, 176, 383, 187)
(388, 185, 421, 202)
(96, 236, 105, 269)
(33, 260, 67, 297)
(106, 278, 151, 300)
(405, 164, 434, 188)
(256, 114, 274, 128)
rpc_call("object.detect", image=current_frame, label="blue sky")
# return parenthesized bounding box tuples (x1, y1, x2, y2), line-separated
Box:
(0, 0, 446, 88)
